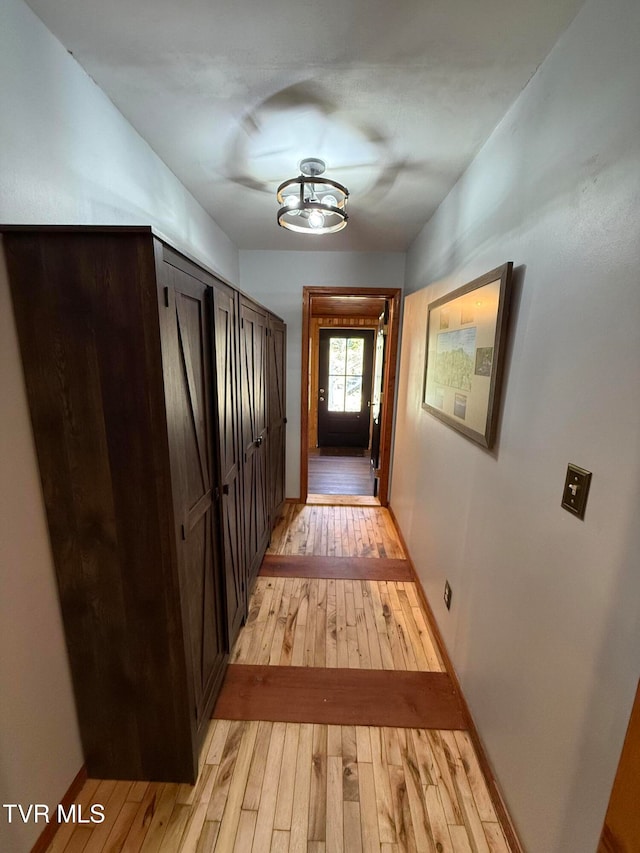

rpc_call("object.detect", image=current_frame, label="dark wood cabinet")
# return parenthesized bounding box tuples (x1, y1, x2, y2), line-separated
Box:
(2, 226, 285, 782)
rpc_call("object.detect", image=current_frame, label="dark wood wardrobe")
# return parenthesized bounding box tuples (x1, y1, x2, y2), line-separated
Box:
(1, 226, 286, 783)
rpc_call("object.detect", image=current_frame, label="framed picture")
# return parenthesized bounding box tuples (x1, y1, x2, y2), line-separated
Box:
(422, 262, 513, 448)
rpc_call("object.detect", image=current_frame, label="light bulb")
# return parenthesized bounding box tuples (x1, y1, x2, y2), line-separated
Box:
(308, 210, 326, 229)
(284, 194, 300, 215)
(322, 194, 338, 208)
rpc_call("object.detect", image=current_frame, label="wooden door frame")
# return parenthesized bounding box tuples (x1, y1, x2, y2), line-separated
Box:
(301, 285, 402, 506)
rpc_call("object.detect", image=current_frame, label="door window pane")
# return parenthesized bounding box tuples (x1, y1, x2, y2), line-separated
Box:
(328, 375, 345, 411)
(346, 338, 364, 375)
(345, 376, 363, 411)
(329, 338, 346, 376)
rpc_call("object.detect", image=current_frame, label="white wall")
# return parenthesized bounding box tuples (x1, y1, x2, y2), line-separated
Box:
(0, 2, 238, 850)
(239, 250, 406, 497)
(392, 0, 640, 850)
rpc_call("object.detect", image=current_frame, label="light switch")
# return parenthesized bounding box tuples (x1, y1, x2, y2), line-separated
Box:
(561, 464, 592, 519)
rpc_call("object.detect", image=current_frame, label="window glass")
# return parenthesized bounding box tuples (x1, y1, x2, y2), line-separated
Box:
(328, 375, 345, 412)
(345, 376, 363, 411)
(346, 338, 364, 375)
(329, 338, 346, 376)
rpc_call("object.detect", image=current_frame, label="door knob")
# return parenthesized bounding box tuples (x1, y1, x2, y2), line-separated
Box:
(319, 388, 325, 394)
(254, 435, 263, 447)
(319, 397, 325, 402)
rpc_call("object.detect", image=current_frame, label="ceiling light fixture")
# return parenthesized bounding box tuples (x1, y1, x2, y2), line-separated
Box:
(276, 158, 349, 235)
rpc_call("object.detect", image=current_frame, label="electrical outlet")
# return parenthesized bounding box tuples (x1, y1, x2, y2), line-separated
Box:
(444, 580, 452, 610)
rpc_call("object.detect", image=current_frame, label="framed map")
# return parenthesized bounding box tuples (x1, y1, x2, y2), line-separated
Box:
(422, 263, 513, 448)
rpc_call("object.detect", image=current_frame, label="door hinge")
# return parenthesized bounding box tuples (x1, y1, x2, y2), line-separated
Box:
(163, 286, 170, 308)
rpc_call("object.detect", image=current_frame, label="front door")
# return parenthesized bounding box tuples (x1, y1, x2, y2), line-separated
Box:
(317, 329, 374, 448)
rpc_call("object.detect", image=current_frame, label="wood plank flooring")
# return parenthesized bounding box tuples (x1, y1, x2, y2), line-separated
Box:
(48, 721, 509, 853)
(214, 666, 465, 729)
(46, 505, 514, 853)
(230, 577, 445, 672)
(259, 555, 413, 581)
(307, 451, 374, 497)
(268, 504, 405, 559)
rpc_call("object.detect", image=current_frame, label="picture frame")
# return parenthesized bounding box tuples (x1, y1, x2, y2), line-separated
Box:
(422, 262, 513, 448)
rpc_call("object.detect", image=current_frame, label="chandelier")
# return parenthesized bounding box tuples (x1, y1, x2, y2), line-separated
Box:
(276, 158, 349, 235)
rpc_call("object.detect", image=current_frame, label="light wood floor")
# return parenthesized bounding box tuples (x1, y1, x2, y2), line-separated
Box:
(231, 577, 444, 672)
(268, 505, 405, 559)
(307, 452, 374, 496)
(47, 505, 514, 853)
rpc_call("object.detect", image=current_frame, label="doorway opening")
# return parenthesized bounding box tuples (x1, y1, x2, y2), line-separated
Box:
(301, 286, 402, 506)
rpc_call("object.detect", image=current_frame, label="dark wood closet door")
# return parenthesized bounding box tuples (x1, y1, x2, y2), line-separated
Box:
(212, 280, 246, 646)
(268, 315, 286, 521)
(240, 298, 269, 581)
(160, 259, 226, 733)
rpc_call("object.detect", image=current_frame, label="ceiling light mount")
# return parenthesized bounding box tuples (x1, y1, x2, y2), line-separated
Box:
(277, 158, 349, 235)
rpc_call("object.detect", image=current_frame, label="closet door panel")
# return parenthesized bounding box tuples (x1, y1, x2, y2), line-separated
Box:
(268, 315, 286, 520)
(161, 259, 226, 733)
(212, 281, 245, 646)
(240, 298, 269, 580)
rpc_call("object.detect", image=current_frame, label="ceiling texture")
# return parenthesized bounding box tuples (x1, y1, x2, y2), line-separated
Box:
(26, 0, 584, 251)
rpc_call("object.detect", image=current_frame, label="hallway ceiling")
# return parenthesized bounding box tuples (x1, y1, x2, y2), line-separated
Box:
(25, 0, 584, 251)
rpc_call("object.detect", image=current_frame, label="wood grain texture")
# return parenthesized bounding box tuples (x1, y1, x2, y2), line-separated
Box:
(38, 504, 516, 853)
(159, 253, 227, 752)
(267, 314, 287, 526)
(267, 504, 406, 559)
(260, 555, 413, 581)
(46, 696, 514, 851)
(5, 230, 195, 782)
(211, 276, 246, 650)
(307, 493, 381, 507)
(308, 453, 375, 496)
(231, 576, 444, 672)
(213, 665, 465, 729)
(37, 720, 510, 853)
(240, 297, 270, 583)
